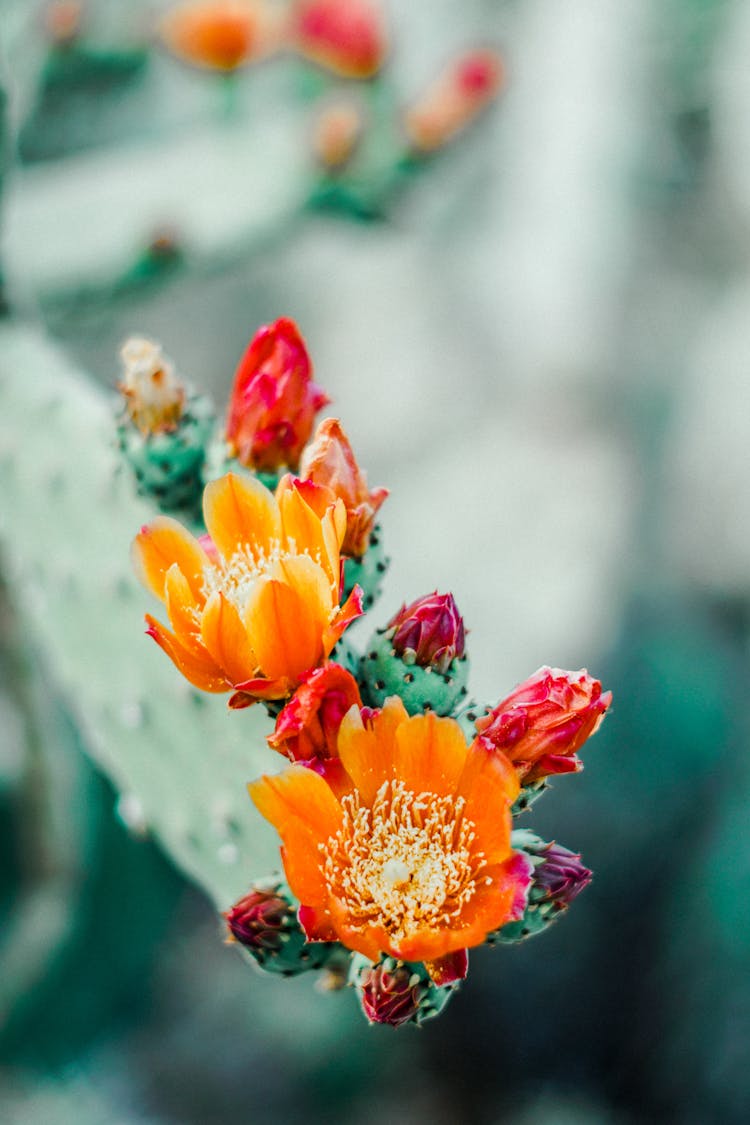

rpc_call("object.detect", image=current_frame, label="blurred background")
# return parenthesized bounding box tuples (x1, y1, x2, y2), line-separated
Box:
(1, 0, 749, 1122)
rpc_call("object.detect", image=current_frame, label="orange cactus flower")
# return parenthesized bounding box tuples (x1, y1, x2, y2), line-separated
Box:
(250, 700, 532, 970)
(132, 472, 363, 701)
(290, 0, 387, 80)
(298, 418, 388, 558)
(404, 48, 505, 154)
(160, 0, 280, 72)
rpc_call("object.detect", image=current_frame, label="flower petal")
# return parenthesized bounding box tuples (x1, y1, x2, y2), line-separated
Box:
(145, 614, 226, 692)
(322, 584, 364, 653)
(203, 472, 281, 563)
(248, 765, 342, 847)
(456, 737, 519, 864)
(244, 575, 326, 683)
(200, 590, 257, 686)
(164, 563, 205, 655)
(337, 697, 409, 805)
(132, 516, 210, 603)
(277, 475, 341, 590)
(423, 949, 469, 986)
(392, 712, 468, 798)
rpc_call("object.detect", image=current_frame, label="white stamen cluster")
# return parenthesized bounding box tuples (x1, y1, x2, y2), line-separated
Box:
(201, 541, 284, 615)
(323, 780, 481, 945)
(119, 336, 185, 432)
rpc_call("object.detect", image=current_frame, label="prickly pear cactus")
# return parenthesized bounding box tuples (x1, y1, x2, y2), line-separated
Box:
(0, 323, 278, 909)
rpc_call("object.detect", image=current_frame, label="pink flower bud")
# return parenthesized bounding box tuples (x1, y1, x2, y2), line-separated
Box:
(225, 885, 294, 952)
(225, 318, 329, 473)
(291, 0, 387, 80)
(298, 418, 388, 558)
(267, 663, 362, 762)
(532, 842, 591, 909)
(388, 592, 466, 674)
(359, 961, 423, 1027)
(404, 48, 504, 154)
(476, 667, 611, 783)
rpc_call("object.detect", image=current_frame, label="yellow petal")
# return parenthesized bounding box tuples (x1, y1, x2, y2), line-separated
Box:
(277, 477, 339, 590)
(132, 516, 209, 603)
(203, 472, 281, 563)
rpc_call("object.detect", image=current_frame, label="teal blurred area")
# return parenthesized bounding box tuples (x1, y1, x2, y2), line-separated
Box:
(1, 0, 749, 1122)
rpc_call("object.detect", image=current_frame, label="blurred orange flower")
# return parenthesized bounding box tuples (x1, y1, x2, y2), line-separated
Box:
(250, 699, 532, 967)
(132, 472, 362, 701)
(298, 417, 388, 558)
(290, 0, 387, 79)
(160, 0, 280, 71)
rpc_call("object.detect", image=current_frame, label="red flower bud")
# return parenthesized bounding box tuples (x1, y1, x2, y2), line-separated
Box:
(532, 842, 591, 909)
(359, 961, 423, 1027)
(267, 663, 362, 762)
(298, 418, 388, 558)
(476, 667, 611, 783)
(225, 884, 294, 952)
(388, 592, 466, 674)
(291, 0, 387, 80)
(225, 318, 329, 473)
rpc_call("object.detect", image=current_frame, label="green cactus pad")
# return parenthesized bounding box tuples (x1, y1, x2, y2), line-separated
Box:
(359, 627, 469, 716)
(342, 524, 389, 611)
(117, 393, 214, 518)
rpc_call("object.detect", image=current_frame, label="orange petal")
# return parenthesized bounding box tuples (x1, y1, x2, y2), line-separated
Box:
(277, 476, 340, 590)
(337, 697, 409, 805)
(392, 712, 468, 798)
(244, 576, 325, 683)
(456, 739, 519, 864)
(279, 824, 329, 906)
(203, 472, 281, 563)
(200, 591, 257, 686)
(145, 613, 227, 692)
(132, 516, 210, 603)
(322, 583, 364, 653)
(164, 563, 205, 655)
(248, 765, 342, 845)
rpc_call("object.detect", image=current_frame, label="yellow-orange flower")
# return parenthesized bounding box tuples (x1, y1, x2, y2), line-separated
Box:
(132, 472, 363, 701)
(160, 0, 280, 72)
(250, 700, 532, 966)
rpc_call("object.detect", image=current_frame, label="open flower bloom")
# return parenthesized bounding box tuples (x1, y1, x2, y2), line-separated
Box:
(476, 667, 612, 784)
(132, 472, 363, 701)
(250, 699, 532, 972)
(160, 0, 281, 71)
(225, 318, 329, 474)
(298, 418, 388, 558)
(404, 48, 504, 154)
(289, 0, 387, 80)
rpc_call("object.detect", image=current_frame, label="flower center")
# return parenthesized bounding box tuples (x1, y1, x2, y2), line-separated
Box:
(201, 541, 285, 615)
(322, 780, 481, 946)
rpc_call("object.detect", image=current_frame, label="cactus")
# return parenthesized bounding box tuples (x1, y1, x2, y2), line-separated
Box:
(0, 323, 280, 910)
(225, 879, 341, 976)
(117, 393, 215, 520)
